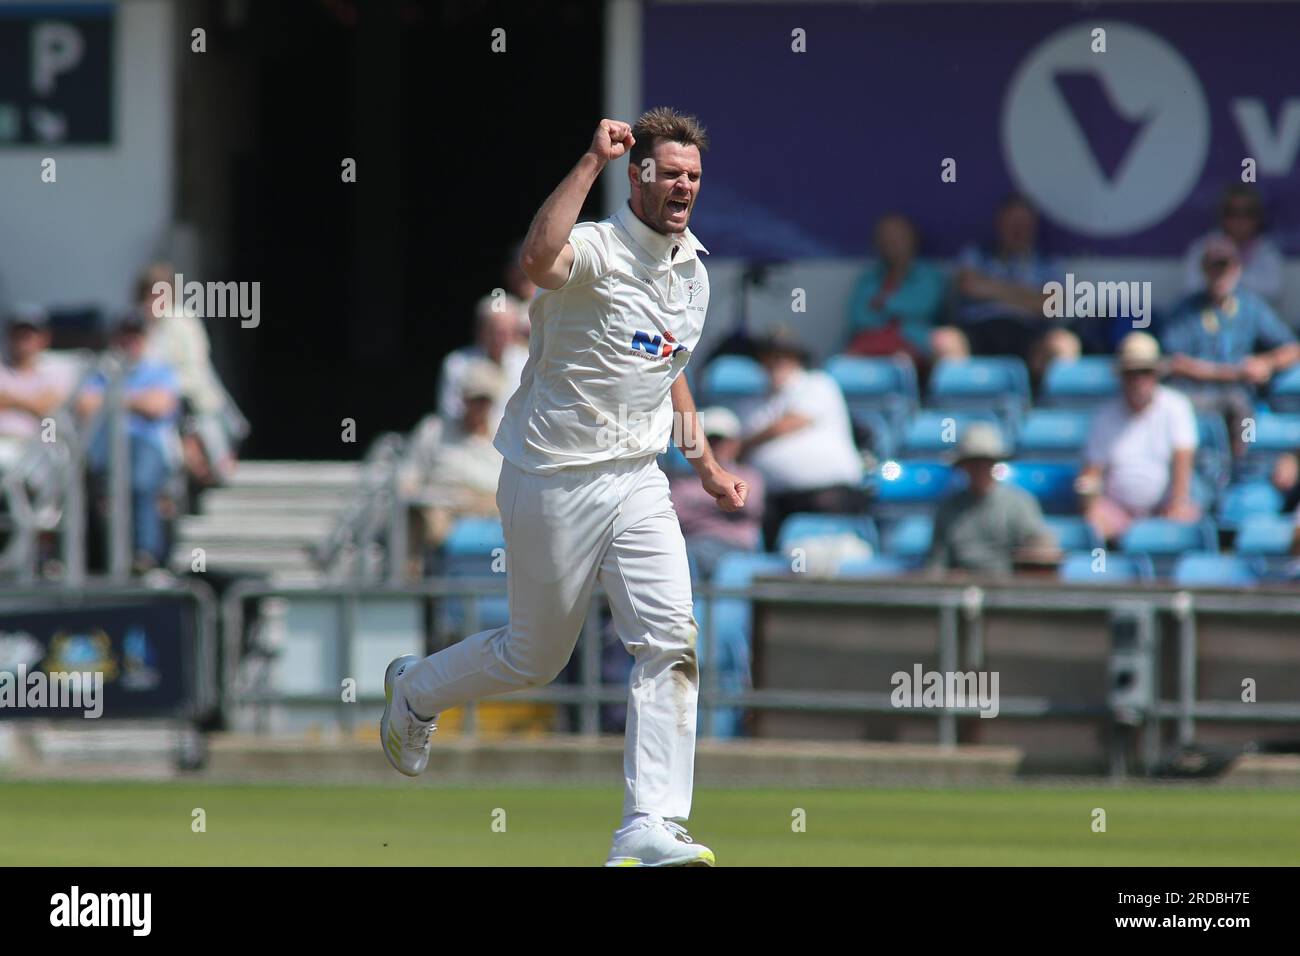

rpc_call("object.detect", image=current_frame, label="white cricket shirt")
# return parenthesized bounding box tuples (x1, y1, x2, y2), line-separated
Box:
(1084, 384, 1199, 512)
(494, 203, 710, 474)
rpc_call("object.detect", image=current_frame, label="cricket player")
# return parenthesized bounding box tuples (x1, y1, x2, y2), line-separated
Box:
(381, 108, 748, 866)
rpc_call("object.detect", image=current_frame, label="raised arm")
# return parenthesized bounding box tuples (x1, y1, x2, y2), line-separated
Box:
(519, 119, 634, 290)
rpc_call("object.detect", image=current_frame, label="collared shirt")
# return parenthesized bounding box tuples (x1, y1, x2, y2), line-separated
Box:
(1085, 385, 1199, 513)
(1160, 288, 1294, 367)
(845, 259, 947, 350)
(926, 484, 1052, 576)
(742, 369, 863, 493)
(953, 245, 1062, 325)
(494, 203, 710, 474)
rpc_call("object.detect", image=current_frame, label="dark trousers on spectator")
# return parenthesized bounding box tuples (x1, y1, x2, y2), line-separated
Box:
(762, 483, 869, 551)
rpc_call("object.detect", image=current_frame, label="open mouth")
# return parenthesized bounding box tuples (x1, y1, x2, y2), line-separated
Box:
(666, 198, 689, 219)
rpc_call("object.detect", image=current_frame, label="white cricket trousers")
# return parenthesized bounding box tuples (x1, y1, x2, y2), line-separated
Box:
(399, 453, 699, 820)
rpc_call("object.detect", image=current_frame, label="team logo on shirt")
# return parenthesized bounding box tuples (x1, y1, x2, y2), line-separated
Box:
(683, 279, 705, 308)
(630, 329, 688, 360)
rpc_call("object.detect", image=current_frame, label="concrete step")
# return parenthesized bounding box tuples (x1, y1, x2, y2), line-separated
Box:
(227, 461, 363, 490)
(176, 514, 338, 543)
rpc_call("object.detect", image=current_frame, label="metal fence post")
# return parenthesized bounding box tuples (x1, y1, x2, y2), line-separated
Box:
(938, 601, 959, 748)
(1174, 591, 1197, 747)
(105, 359, 132, 582)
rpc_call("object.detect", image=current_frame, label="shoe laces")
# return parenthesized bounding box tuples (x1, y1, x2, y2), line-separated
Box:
(663, 821, 694, 844)
(404, 704, 435, 750)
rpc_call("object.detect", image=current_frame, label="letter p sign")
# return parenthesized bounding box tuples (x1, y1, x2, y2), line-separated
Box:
(31, 22, 84, 97)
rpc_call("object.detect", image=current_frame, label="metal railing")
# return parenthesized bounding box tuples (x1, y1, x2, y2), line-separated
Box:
(315, 431, 408, 583)
(219, 574, 1300, 769)
(0, 351, 142, 585)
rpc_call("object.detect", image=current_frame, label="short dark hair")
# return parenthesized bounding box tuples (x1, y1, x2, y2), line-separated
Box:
(629, 107, 709, 167)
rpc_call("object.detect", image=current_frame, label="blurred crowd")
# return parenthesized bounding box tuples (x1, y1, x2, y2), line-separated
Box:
(411, 182, 1300, 587)
(1, 263, 245, 574)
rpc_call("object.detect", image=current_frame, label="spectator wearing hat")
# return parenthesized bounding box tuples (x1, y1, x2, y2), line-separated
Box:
(844, 213, 966, 367)
(438, 294, 529, 429)
(76, 313, 182, 571)
(0, 306, 75, 470)
(740, 331, 865, 548)
(669, 406, 765, 579)
(402, 360, 508, 571)
(926, 422, 1058, 576)
(1161, 235, 1300, 454)
(1077, 333, 1200, 543)
(1182, 184, 1284, 307)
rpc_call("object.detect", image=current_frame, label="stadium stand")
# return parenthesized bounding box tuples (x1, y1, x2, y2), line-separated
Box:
(1059, 551, 1154, 584)
(1039, 356, 1118, 408)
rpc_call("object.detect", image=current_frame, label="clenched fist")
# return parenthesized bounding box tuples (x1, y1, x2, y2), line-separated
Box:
(588, 119, 635, 163)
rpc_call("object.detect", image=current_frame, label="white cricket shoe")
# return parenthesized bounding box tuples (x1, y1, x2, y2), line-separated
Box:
(605, 818, 716, 867)
(380, 655, 435, 777)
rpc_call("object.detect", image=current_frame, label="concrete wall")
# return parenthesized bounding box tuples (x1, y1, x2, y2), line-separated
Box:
(0, 0, 175, 316)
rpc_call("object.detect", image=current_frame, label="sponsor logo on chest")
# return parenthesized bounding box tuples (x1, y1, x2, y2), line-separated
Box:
(629, 329, 688, 360)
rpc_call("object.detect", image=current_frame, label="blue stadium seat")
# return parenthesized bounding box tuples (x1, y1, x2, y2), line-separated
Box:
(1015, 408, 1093, 460)
(926, 357, 1030, 416)
(881, 514, 933, 566)
(1266, 363, 1300, 413)
(835, 555, 910, 578)
(1235, 513, 1295, 576)
(440, 517, 509, 632)
(698, 354, 768, 407)
(825, 354, 918, 440)
(1215, 480, 1283, 531)
(1119, 518, 1219, 576)
(1041, 357, 1118, 408)
(825, 354, 918, 409)
(853, 408, 899, 459)
(1241, 413, 1300, 479)
(775, 512, 879, 555)
(1172, 552, 1260, 588)
(868, 459, 964, 520)
(697, 551, 790, 738)
(1196, 413, 1231, 490)
(1000, 460, 1079, 514)
(1043, 515, 1100, 552)
(898, 410, 1004, 457)
(658, 443, 693, 476)
(443, 516, 506, 561)
(1059, 551, 1152, 584)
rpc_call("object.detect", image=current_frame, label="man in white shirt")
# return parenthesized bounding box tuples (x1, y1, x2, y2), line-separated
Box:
(0, 306, 75, 471)
(1077, 332, 1200, 542)
(740, 332, 866, 547)
(436, 295, 529, 430)
(381, 110, 746, 867)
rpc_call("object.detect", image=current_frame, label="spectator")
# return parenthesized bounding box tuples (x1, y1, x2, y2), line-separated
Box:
(1076, 333, 1200, 543)
(402, 360, 506, 567)
(740, 331, 865, 548)
(926, 422, 1059, 576)
(1270, 451, 1300, 514)
(1183, 184, 1283, 306)
(136, 262, 245, 487)
(844, 213, 966, 366)
(669, 407, 765, 578)
(0, 306, 74, 470)
(76, 314, 181, 572)
(952, 194, 1078, 376)
(1161, 236, 1300, 454)
(437, 294, 529, 429)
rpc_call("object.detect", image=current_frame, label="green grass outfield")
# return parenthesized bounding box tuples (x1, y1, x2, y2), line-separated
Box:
(0, 779, 1294, 865)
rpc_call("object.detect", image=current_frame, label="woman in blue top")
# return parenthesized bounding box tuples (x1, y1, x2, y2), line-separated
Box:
(845, 213, 966, 367)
